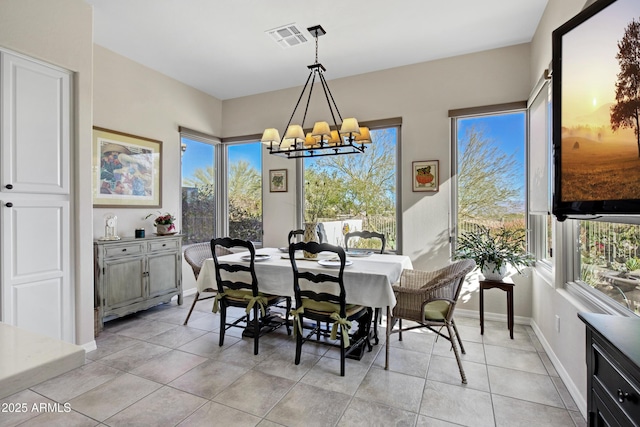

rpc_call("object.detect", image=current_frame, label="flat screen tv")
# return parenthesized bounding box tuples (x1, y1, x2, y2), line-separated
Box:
(552, 0, 640, 221)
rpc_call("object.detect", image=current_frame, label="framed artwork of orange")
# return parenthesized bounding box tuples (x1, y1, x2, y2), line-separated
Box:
(412, 160, 438, 192)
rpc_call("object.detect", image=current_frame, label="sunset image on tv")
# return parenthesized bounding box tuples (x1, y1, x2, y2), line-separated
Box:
(560, 0, 640, 202)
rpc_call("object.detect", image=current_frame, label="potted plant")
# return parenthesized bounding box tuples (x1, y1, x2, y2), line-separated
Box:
(455, 224, 534, 280)
(144, 211, 176, 235)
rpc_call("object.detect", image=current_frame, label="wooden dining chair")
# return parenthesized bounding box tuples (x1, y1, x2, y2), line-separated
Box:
(345, 230, 386, 254)
(385, 259, 476, 383)
(288, 241, 372, 376)
(288, 229, 304, 243)
(211, 237, 290, 355)
(289, 226, 325, 243)
(183, 242, 232, 325)
(344, 230, 386, 343)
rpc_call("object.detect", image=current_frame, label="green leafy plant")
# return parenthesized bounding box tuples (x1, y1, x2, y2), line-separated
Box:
(626, 257, 640, 272)
(455, 224, 534, 275)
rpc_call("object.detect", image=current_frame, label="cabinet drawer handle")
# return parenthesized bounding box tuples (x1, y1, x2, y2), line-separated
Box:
(5, 202, 13, 207)
(5, 184, 13, 190)
(618, 388, 630, 403)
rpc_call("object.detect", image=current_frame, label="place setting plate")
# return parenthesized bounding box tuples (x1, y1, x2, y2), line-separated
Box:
(345, 250, 374, 258)
(241, 254, 272, 262)
(318, 259, 353, 268)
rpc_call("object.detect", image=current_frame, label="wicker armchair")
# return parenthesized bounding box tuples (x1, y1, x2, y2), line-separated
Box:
(385, 259, 475, 383)
(182, 242, 232, 325)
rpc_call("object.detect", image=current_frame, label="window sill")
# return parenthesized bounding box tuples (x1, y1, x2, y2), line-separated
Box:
(565, 281, 636, 317)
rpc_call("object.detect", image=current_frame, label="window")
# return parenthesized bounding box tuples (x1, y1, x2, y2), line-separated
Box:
(227, 141, 262, 242)
(181, 135, 218, 245)
(302, 125, 399, 251)
(451, 107, 527, 249)
(528, 78, 554, 266)
(180, 129, 263, 245)
(573, 219, 640, 315)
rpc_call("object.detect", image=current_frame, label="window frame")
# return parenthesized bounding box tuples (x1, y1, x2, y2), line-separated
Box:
(297, 119, 403, 253)
(224, 138, 264, 245)
(449, 102, 528, 257)
(527, 73, 554, 274)
(179, 128, 264, 245)
(179, 127, 223, 244)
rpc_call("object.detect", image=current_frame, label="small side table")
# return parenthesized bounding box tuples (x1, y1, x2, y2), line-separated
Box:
(479, 277, 514, 339)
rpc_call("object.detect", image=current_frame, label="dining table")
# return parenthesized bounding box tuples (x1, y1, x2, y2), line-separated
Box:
(196, 247, 413, 310)
(196, 246, 414, 349)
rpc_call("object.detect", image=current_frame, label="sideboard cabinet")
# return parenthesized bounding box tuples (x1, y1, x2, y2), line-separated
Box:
(94, 235, 183, 330)
(578, 312, 640, 426)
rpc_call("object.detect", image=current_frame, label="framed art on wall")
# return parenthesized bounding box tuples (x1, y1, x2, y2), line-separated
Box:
(269, 169, 288, 192)
(412, 160, 439, 192)
(93, 126, 162, 207)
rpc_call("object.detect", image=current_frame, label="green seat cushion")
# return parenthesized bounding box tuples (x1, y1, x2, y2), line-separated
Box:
(225, 289, 254, 299)
(301, 299, 356, 314)
(224, 289, 281, 306)
(424, 300, 450, 321)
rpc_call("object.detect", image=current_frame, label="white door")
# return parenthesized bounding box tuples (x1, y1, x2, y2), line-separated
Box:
(0, 50, 72, 341)
(1, 52, 70, 194)
(0, 198, 71, 340)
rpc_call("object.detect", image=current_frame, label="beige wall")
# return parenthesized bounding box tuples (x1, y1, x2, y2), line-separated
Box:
(224, 43, 532, 268)
(528, 0, 593, 414)
(92, 45, 223, 239)
(0, 0, 94, 347)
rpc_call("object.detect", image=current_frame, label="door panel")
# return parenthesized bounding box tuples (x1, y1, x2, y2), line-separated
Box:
(1, 52, 70, 194)
(12, 278, 63, 339)
(147, 252, 179, 297)
(1, 198, 70, 340)
(103, 257, 145, 309)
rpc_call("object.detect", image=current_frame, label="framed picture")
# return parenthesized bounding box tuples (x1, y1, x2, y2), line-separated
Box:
(412, 160, 439, 192)
(93, 127, 162, 207)
(269, 169, 288, 192)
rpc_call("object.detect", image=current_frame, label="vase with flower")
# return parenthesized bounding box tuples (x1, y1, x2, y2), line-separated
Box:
(144, 211, 177, 235)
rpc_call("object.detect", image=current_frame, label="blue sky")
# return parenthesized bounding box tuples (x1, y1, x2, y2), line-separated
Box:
(181, 138, 262, 182)
(457, 112, 526, 200)
(458, 112, 526, 170)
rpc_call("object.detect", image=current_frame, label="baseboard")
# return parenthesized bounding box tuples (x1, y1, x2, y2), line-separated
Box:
(182, 288, 197, 297)
(81, 340, 97, 353)
(530, 319, 588, 420)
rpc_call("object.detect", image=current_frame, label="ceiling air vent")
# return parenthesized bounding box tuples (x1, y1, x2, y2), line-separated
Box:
(266, 23, 308, 49)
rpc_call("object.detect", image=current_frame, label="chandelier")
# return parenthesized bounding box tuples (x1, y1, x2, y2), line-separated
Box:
(261, 25, 372, 159)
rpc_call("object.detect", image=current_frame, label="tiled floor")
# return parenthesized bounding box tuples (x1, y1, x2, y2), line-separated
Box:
(1, 296, 587, 426)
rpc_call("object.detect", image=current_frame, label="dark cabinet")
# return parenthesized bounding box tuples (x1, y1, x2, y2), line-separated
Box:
(579, 312, 640, 427)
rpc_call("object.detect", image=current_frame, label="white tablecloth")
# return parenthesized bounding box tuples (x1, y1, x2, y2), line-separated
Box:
(196, 247, 413, 309)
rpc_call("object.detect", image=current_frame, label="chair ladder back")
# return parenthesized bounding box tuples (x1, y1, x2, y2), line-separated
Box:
(210, 237, 258, 296)
(288, 229, 304, 244)
(289, 241, 348, 317)
(345, 230, 386, 254)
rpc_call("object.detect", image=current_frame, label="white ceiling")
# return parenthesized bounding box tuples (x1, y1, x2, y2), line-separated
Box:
(85, 0, 548, 100)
